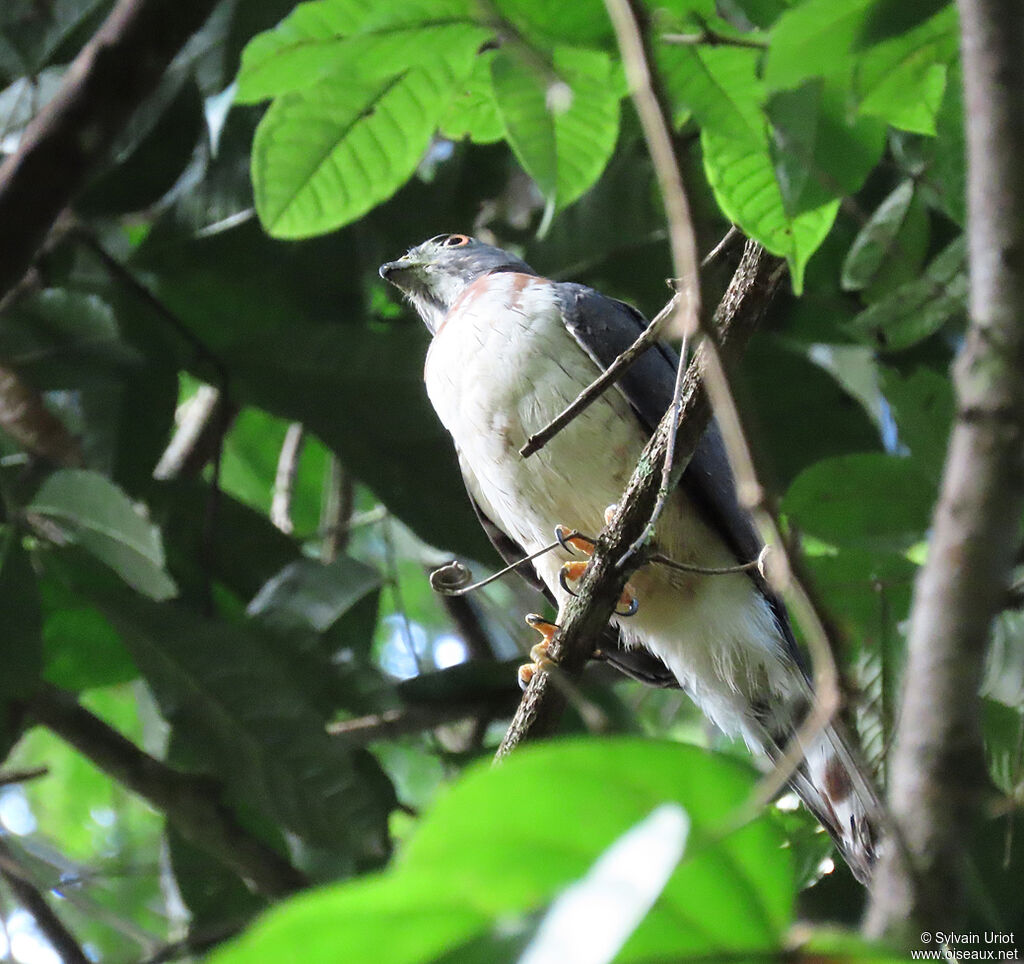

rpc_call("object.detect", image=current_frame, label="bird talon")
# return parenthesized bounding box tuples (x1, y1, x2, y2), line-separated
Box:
(519, 614, 560, 689)
(555, 525, 595, 557)
(616, 583, 639, 617)
(558, 559, 589, 598)
(604, 504, 618, 525)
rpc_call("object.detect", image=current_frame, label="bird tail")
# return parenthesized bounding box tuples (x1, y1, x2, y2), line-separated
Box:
(765, 718, 882, 884)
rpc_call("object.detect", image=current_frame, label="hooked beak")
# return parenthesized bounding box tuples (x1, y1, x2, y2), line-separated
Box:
(379, 258, 419, 290)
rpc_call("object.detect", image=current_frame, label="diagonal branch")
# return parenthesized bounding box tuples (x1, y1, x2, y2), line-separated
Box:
(496, 241, 784, 758)
(0, 0, 220, 305)
(27, 685, 308, 900)
(865, 0, 1024, 941)
(0, 838, 89, 964)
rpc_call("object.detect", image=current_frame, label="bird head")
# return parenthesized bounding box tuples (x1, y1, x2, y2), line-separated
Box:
(379, 234, 534, 333)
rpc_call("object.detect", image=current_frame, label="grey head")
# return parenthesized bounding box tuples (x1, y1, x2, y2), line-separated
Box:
(379, 234, 535, 333)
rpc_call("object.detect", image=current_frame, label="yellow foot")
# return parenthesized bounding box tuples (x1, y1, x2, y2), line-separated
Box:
(555, 524, 594, 556)
(559, 559, 640, 618)
(518, 613, 559, 690)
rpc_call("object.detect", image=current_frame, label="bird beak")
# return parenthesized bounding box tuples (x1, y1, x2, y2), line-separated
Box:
(379, 258, 418, 289)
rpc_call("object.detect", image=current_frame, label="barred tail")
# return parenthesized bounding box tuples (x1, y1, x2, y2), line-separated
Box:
(780, 721, 881, 884)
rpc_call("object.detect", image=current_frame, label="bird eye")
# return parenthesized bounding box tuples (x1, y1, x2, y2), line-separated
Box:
(443, 234, 471, 247)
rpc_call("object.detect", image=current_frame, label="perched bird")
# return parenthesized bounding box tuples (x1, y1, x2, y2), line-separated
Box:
(380, 233, 880, 881)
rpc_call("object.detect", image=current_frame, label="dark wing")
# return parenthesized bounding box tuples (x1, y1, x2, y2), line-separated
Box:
(554, 282, 803, 669)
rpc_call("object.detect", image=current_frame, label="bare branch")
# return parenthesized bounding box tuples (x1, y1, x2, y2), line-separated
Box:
(0, 0, 220, 305)
(28, 686, 308, 900)
(865, 0, 1024, 940)
(0, 838, 89, 964)
(0, 765, 49, 787)
(271, 423, 305, 534)
(496, 241, 784, 759)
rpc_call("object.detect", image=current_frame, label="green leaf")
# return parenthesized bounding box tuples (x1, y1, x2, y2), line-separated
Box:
(236, 0, 482, 100)
(491, 48, 621, 210)
(247, 556, 381, 635)
(931, 58, 965, 224)
(490, 0, 617, 46)
(490, 49, 556, 197)
(783, 453, 933, 551)
(856, 0, 951, 47)
(440, 50, 504, 144)
(105, 594, 394, 856)
(841, 180, 914, 290)
(42, 607, 137, 691)
(28, 469, 177, 601)
(846, 236, 967, 351)
(658, 45, 763, 143)
(853, 4, 957, 134)
(238, 19, 489, 103)
(879, 366, 954, 481)
(738, 339, 882, 488)
(763, 0, 874, 92)
(210, 740, 793, 964)
(767, 78, 885, 216)
(701, 127, 839, 293)
(253, 57, 476, 238)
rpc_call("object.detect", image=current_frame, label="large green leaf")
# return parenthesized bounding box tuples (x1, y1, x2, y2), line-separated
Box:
(783, 453, 933, 551)
(841, 180, 916, 291)
(104, 594, 394, 857)
(658, 45, 763, 143)
(210, 740, 793, 963)
(853, 3, 957, 134)
(763, 0, 874, 91)
(846, 236, 966, 351)
(253, 62, 471, 238)
(490, 47, 622, 210)
(931, 58, 965, 225)
(701, 127, 839, 292)
(247, 555, 380, 635)
(767, 78, 885, 217)
(237, 16, 489, 103)
(28, 469, 177, 601)
(440, 50, 505, 144)
(879, 366, 954, 482)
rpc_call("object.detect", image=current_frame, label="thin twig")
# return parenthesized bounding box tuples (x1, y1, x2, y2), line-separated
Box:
(320, 456, 354, 562)
(519, 294, 680, 458)
(270, 422, 304, 534)
(153, 385, 237, 481)
(661, 30, 768, 49)
(0, 766, 48, 787)
(615, 0, 847, 811)
(604, 0, 701, 338)
(28, 685, 308, 899)
(0, 838, 90, 964)
(519, 225, 738, 460)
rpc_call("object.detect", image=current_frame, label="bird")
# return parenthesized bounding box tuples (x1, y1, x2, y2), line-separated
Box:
(380, 232, 881, 882)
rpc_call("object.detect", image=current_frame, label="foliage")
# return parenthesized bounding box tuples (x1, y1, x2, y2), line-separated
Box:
(0, 0, 1019, 960)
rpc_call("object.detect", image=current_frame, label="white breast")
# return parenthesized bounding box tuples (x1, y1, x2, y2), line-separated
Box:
(424, 272, 801, 744)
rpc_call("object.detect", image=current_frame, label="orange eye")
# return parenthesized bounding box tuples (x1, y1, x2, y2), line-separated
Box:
(444, 234, 471, 247)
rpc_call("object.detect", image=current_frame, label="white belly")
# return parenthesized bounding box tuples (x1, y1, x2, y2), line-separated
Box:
(424, 273, 800, 741)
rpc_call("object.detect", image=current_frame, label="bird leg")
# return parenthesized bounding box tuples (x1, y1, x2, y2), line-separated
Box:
(554, 523, 639, 617)
(519, 613, 559, 689)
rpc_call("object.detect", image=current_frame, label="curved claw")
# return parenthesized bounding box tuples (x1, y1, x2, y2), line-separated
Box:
(559, 566, 580, 597)
(615, 583, 639, 617)
(616, 595, 640, 617)
(555, 525, 580, 555)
